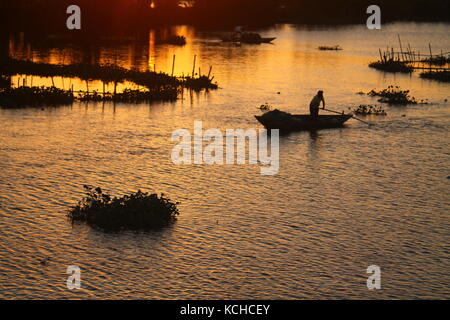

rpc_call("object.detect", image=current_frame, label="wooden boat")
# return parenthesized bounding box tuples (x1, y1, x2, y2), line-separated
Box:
(255, 109, 352, 131)
(221, 33, 276, 44)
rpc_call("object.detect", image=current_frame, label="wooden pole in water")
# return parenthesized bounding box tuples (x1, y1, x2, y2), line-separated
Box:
(378, 48, 383, 62)
(198, 67, 201, 77)
(192, 55, 196, 77)
(207, 66, 213, 79)
(51, 76, 55, 87)
(429, 43, 433, 58)
(171, 54, 175, 76)
(398, 34, 404, 61)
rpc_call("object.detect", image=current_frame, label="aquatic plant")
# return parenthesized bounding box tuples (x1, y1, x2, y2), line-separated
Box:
(77, 87, 179, 103)
(368, 86, 417, 105)
(259, 103, 272, 111)
(369, 60, 413, 73)
(0, 86, 74, 108)
(419, 71, 450, 82)
(353, 104, 386, 116)
(183, 75, 218, 91)
(68, 185, 180, 231)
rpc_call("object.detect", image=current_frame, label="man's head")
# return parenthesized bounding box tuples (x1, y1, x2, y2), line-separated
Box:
(317, 90, 323, 96)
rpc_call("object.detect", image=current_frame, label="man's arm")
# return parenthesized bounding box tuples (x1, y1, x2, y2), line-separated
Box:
(322, 97, 326, 109)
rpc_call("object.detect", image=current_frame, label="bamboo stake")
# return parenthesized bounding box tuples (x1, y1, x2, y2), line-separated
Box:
(171, 54, 175, 76)
(207, 66, 213, 79)
(192, 55, 196, 77)
(398, 34, 404, 61)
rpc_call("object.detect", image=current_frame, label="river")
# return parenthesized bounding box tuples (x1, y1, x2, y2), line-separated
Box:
(0, 22, 449, 299)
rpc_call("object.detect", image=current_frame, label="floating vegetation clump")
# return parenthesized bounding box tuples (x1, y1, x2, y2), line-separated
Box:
(68, 185, 180, 231)
(0, 86, 74, 108)
(353, 104, 386, 116)
(318, 45, 342, 51)
(77, 87, 179, 103)
(183, 75, 218, 91)
(368, 86, 418, 105)
(0, 85, 179, 108)
(419, 70, 450, 82)
(158, 35, 186, 46)
(259, 103, 272, 111)
(369, 60, 413, 73)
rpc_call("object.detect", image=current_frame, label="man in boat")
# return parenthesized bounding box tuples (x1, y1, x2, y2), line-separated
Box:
(233, 26, 243, 42)
(309, 90, 325, 117)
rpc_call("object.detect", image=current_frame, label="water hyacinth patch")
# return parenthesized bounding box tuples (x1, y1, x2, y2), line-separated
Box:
(0, 86, 74, 108)
(368, 86, 418, 105)
(419, 71, 450, 82)
(68, 185, 180, 231)
(353, 104, 387, 115)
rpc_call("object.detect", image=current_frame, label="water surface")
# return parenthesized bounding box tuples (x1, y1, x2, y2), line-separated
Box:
(0, 23, 449, 299)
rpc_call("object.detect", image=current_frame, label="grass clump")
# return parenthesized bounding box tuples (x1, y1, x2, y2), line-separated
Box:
(68, 185, 180, 231)
(419, 70, 450, 82)
(369, 60, 414, 73)
(353, 104, 386, 115)
(368, 86, 417, 105)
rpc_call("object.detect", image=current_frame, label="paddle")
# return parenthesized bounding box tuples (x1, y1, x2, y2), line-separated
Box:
(322, 107, 373, 126)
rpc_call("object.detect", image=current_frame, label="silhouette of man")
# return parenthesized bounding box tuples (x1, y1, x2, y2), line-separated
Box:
(309, 90, 325, 117)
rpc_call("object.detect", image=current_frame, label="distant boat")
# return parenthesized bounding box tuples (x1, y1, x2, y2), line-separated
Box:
(221, 32, 276, 44)
(255, 109, 352, 131)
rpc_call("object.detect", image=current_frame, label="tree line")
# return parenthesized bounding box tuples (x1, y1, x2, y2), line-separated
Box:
(1, 0, 448, 33)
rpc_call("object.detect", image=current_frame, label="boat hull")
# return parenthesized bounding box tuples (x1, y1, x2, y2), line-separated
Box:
(255, 110, 352, 131)
(221, 37, 276, 44)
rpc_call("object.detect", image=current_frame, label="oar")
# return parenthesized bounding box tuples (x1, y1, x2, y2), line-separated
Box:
(322, 107, 373, 126)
